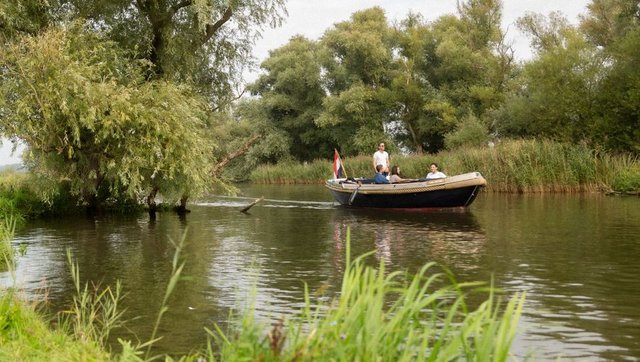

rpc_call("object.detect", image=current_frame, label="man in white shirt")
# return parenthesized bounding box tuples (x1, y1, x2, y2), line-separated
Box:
(373, 142, 389, 176)
(426, 163, 447, 179)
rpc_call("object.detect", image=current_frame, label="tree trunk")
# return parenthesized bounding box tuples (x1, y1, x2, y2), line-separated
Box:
(147, 186, 160, 217)
(174, 194, 190, 215)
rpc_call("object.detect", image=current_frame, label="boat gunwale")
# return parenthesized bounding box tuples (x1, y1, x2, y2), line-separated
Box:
(325, 172, 486, 195)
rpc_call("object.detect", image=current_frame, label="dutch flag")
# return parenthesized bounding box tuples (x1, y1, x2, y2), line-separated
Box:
(333, 149, 346, 179)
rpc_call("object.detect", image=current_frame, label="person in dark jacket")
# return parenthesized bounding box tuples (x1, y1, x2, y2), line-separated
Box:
(374, 164, 390, 184)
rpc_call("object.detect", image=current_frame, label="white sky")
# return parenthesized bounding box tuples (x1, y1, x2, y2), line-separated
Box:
(251, 0, 591, 78)
(0, 0, 591, 166)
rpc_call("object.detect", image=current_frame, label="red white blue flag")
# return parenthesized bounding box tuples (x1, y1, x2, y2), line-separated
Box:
(333, 149, 346, 179)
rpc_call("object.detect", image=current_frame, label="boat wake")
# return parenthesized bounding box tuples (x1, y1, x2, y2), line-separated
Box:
(195, 195, 335, 210)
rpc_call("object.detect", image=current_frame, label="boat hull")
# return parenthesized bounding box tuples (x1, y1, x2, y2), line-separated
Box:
(325, 172, 486, 209)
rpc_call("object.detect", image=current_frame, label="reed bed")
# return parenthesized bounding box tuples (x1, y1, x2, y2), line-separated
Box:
(249, 139, 640, 193)
(212, 235, 525, 361)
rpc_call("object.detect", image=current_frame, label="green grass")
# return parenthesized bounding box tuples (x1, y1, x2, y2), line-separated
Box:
(0, 231, 528, 361)
(0, 289, 110, 361)
(249, 139, 640, 193)
(211, 233, 525, 361)
(0, 171, 49, 221)
(611, 169, 640, 194)
(0, 217, 17, 270)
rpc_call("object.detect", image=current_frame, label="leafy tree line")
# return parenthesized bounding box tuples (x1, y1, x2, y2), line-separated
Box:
(243, 0, 639, 163)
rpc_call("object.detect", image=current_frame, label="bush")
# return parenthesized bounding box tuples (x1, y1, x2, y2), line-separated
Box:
(444, 115, 489, 150)
(611, 169, 640, 193)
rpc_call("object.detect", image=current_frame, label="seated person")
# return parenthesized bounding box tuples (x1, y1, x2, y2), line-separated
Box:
(426, 162, 447, 179)
(374, 164, 390, 184)
(389, 165, 405, 183)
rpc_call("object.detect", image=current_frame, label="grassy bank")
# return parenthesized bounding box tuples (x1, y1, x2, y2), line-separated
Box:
(0, 170, 54, 222)
(0, 289, 111, 361)
(249, 139, 640, 193)
(1, 233, 525, 361)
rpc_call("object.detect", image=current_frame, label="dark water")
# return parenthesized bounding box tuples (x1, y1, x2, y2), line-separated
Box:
(2, 185, 640, 360)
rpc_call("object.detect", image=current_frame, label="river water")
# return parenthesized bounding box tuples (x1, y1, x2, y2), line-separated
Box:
(2, 185, 639, 360)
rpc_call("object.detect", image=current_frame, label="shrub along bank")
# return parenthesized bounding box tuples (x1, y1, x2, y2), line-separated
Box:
(249, 139, 640, 193)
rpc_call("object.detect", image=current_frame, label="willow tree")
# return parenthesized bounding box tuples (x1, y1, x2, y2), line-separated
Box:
(493, 12, 606, 145)
(53, 0, 287, 106)
(581, 0, 640, 153)
(0, 26, 212, 211)
(1, 0, 287, 210)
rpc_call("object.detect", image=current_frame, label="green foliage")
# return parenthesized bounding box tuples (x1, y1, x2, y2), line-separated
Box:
(0, 289, 110, 361)
(496, 14, 603, 144)
(444, 115, 490, 150)
(3, 0, 287, 106)
(316, 7, 396, 156)
(0, 0, 51, 38)
(0, 26, 213, 209)
(0, 171, 59, 220)
(1, 0, 288, 212)
(249, 139, 639, 193)
(496, 5, 640, 154)
(222, 103, 292, 180)
(245, 0, 639, 159)
(590, 26, 640, 154)
(0, 217, 16, 270)
(388, 0, 510, 153)
(580, 0, 636, 47)
(248, 36, 333, 162)
(212, 235, 525, 361)
(611, 169, 640, 193)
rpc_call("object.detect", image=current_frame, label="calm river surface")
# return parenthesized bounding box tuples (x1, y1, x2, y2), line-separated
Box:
(2, 185, 640, 360)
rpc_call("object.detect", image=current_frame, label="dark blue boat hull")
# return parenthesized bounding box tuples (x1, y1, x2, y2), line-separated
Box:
(329, 185, 481, 209)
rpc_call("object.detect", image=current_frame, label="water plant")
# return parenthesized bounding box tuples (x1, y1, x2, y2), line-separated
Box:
(611, 169, 640, 194)
(0, 216, 16, 270)
(209, 231, 525, 361)
(61, 249, 127, 348)
(0, 288, 111, 361)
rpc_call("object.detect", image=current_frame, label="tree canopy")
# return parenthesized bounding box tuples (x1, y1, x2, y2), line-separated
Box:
(0, 25, 212, 208)
(246, 0, 639, 159)
(0, 0, 287, 209)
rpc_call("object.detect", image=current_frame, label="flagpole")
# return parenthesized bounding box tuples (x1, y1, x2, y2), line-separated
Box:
(334, 148, 348, 179)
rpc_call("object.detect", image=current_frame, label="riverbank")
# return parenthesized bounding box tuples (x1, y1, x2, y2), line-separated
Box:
(1, 236, 524, 361)
(249, 139, 640, 193)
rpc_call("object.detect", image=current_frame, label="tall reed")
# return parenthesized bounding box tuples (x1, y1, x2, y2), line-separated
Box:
(249, 139, 639, 193)
(61, 249, 127, 348)
(0, 288, 112, 361)
(0, 216, 17, 270)
(145, 231, 188, 359)
(210, 231, 525, 361)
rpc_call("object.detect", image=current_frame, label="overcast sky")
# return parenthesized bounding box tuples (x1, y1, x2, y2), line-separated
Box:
(0, 0, 591, 165)
(250, 0, 591, 79)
